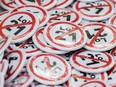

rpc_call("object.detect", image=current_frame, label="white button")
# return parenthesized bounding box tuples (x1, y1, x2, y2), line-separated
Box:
(27, 53, 71, 85)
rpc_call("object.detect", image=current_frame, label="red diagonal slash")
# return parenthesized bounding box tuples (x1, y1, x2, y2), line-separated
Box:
(0, 41, 5, 49)
(72, 74, 93, 80)
(36, 0, 41, 6)
(0, 22, 33, 36)
(107, 64, 116, 76)
(44, 56, 51, 72)
(1, 22, 33, 29)
(79, 5, 108, 10)
(55, 27, 77, 40)
(111, 47, 116, 56)
(2, 0, 16, 8)
(5, 67, 11, 80)
(49, 11, 73, 23)
(19, 38, 31, 48)
(88, 26, 104, 45)
(0, 38, 7, 49)
(77, 55, 108, 63)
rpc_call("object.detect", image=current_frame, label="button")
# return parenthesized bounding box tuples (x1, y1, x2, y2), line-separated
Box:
(83, 23, 116, 51)
(33, 27, 68, 54)
(70, 50, 115, 73)
(65, 68, 108, 87)
(48, 8, 82, 24)
(0, 11, 39, 43)
(4, 49, 26, 83)
(73, 0, 114, 21)
(0, 0, 18, 11)
(11, 5, 49, 27)
(7, 38, 42, 57)
(15, 0, 57, 10)
(27, 53, 71, 85)
(80, 80, 110, 87)
(43, 22, 87, 51)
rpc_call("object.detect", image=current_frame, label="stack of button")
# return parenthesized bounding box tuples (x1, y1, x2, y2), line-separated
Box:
(0, 0, 116, 87)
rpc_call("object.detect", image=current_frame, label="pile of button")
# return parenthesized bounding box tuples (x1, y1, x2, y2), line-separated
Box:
(0, 0, 116, 87)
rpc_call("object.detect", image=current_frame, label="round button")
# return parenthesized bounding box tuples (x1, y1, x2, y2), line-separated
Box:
(0, 0, 18, 11)
(43, 22, 87, 51)
(83, 23, 116, 51)
(5, 74, 33, 87)
(70, 50, 115, 73)
(33, 27, 68, 54)
(4, 49, 26, 83)
(48, 8, 82, 24)
(0, 11, 39, 43)
(73, 0, 114, 21)
(7, 38, 42, 57)
(15, 0, 57, 10)
(65, 68, 108, 87)
(80, 80, 110, 87)
(11, 5, 49, 27)
(27, 53, 71, 85)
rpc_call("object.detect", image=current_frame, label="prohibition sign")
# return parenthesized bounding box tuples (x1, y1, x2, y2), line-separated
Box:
(55, 0, 74, 8)
(65, 68, 108, 87)
(11, 5, 49, 27)
(0, 59, 8, 76)
(83, 23, 116, 51)
(73, 0, 114, 21)
(0, 36, 12, 56)
(0, 0, 18, 11)
(109, 15, 116, 28)
(32, 28, 68, 54)
(80, 80, 110, 87)
(0, 11, 39, 43)
(70, 50, 115, 73)
(7, 38, 42, 57)
(27, 53, 71, 85)
(4, 49, 26, 83)
(15, 0, 57, 10)
(43, 22, 87, 51)
(48, 8, 82, 24)
(5, 75, 33, 87)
